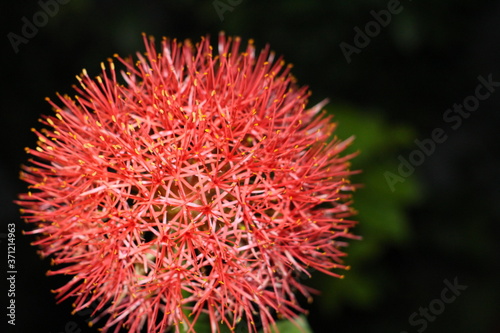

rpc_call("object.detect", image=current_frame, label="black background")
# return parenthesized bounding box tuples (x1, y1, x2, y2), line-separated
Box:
(1, 1, 499, 332)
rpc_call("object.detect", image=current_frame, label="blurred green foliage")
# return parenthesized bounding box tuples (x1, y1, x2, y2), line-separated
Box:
(311, 105, 421, 313)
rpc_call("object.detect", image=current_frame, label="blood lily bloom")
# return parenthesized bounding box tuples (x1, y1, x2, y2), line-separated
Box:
(18, 33, 359, 333)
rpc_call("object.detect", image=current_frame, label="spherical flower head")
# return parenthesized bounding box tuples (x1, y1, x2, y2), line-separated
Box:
(18, 33, 359, 333)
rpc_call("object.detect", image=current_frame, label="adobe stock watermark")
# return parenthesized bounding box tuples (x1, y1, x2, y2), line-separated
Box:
(7, 0, 71, 54)
(400, 277, 467, 333)
(6, 224, 16, 326)
(385, 73, 499, 192)
(339, 0, 405, 64)
(213, 0, 243, 22)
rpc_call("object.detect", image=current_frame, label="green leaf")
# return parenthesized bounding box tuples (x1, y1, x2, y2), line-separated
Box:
(260, 315, 313, 333)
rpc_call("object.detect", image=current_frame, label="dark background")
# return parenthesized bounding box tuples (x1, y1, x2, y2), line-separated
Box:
(1, 1, 499, 332)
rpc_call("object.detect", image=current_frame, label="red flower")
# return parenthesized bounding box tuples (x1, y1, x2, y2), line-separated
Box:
(18, 33, 358, 333)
